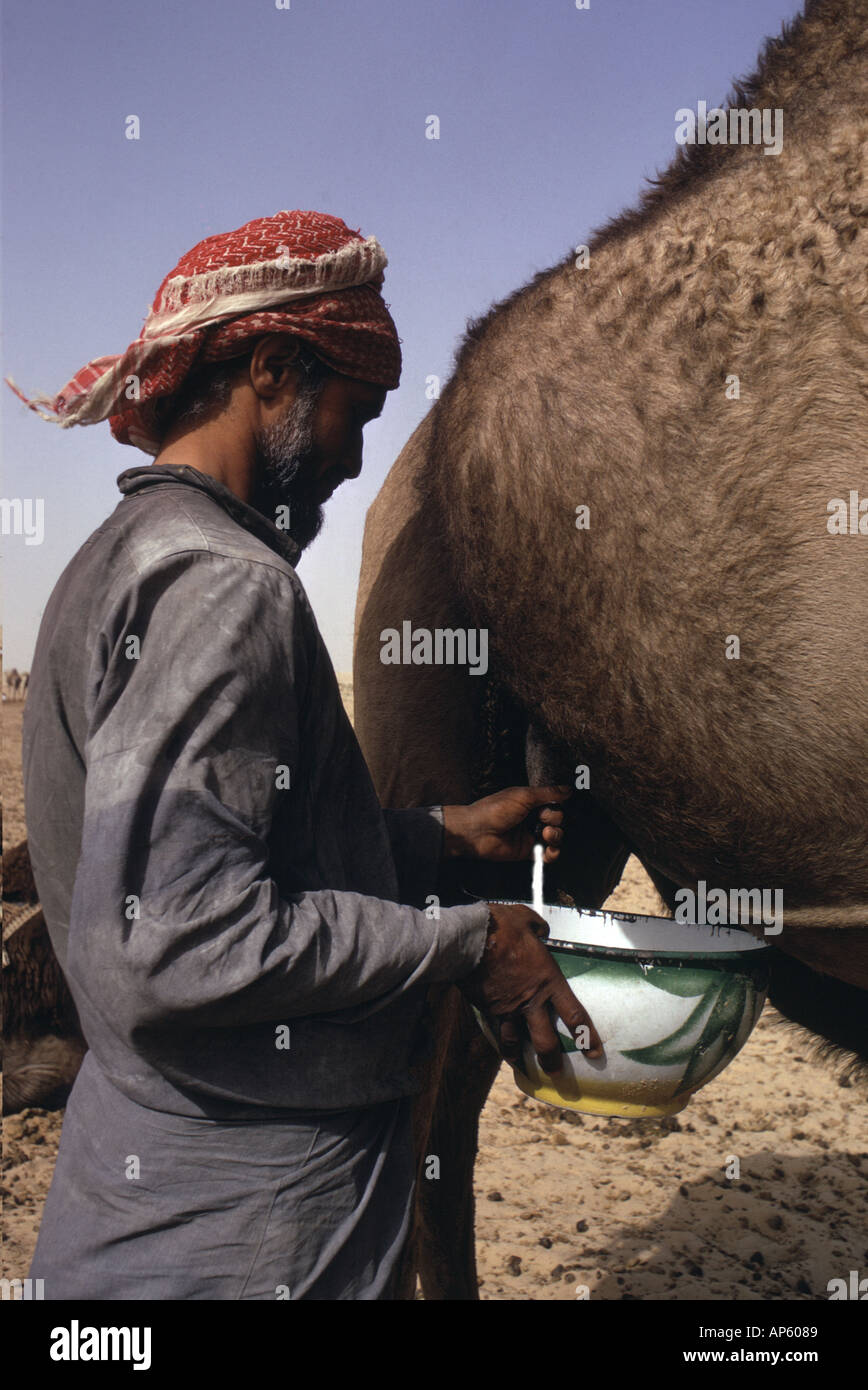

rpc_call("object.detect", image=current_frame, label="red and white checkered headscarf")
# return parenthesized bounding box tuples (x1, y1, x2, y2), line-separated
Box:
(6, 210, 402, 454)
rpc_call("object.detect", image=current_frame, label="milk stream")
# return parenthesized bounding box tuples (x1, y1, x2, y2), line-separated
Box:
(532, 841, 545, 916)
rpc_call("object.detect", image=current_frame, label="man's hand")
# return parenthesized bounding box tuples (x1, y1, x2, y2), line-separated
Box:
(442, 785, 570, 865)
(459, 903, 603, 1074)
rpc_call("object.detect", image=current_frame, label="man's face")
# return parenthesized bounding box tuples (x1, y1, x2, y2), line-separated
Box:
(252, 371, 386, 552)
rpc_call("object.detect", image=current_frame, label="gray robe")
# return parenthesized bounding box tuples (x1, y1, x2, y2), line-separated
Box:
(24, 464, 489, 1298)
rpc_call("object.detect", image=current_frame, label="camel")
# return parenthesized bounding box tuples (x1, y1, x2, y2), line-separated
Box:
(354, 0, 868, 1299)
(4, 669, 22, 701)
(2, 841, 85, 1114)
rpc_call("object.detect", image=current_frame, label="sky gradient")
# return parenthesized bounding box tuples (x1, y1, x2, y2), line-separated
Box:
(2, 0, 800, 674)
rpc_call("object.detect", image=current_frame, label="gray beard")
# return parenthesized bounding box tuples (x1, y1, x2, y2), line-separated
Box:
(252, 381, 324, 553)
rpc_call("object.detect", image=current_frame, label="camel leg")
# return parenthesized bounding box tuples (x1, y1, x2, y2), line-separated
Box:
(416, 991, 501, 1301)
(413, 734, 630, 1301)
(643, 865, 680, 913)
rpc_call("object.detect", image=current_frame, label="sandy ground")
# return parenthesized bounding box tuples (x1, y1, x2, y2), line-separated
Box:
(2, 693, 866, 1299)
(2, 701, 26, 847)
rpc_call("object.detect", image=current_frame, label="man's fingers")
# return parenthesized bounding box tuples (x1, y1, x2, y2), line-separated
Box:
(549, 977, 603, 1058)
(524, 1004, 564, 1074)
(535, 807, 565, 860)
(498, 1016, 523, 1065)
(540, 825, 563, 863)
(526, 911, 549, 939)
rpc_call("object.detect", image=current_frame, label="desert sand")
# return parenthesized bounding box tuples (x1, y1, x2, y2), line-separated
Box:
(2, 691, 866, 1300)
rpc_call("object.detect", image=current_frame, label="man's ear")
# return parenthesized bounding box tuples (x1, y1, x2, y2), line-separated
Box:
(248, 334, 303, 400)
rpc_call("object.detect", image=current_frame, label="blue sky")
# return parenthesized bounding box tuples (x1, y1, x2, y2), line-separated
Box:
(1, 0, 800, 673)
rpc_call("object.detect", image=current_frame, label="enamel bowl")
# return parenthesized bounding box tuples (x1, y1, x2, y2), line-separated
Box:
(474, 905, 772, 1118)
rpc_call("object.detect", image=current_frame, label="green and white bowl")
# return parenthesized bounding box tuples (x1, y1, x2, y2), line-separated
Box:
(475, 905, 772, 1118)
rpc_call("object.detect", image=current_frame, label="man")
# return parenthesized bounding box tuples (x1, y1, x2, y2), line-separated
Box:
(14, 210, 599, 1300)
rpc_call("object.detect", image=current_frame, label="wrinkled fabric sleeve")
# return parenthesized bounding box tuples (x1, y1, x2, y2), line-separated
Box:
(381, 807, 446, 910)
(68, 550, 489, 1037)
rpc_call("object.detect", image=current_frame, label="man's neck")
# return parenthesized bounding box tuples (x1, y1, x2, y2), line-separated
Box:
(154, 418, 256, 505)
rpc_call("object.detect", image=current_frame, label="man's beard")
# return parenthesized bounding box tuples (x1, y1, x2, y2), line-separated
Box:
(250, 380, 325, 553)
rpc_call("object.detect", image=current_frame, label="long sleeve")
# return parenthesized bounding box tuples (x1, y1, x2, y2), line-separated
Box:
(381, 806, 447, 909)
(68, 549, 489, 1042)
